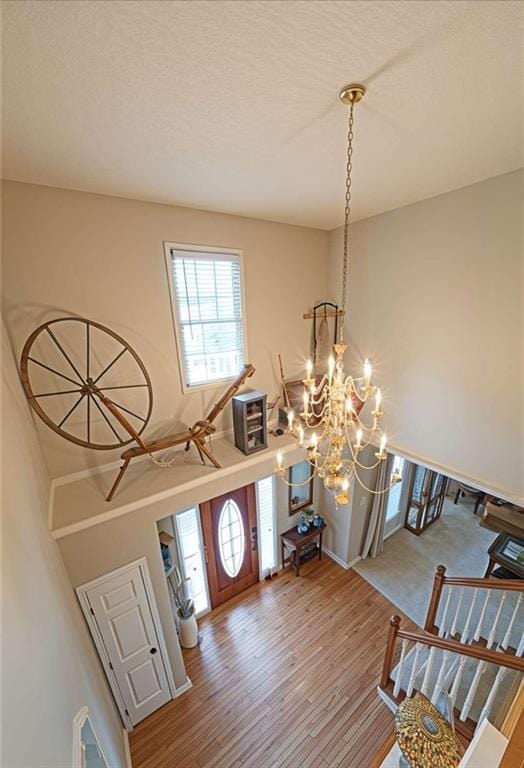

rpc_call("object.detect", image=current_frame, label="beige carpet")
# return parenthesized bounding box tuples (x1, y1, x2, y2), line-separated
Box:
(354, 496, 497, 628)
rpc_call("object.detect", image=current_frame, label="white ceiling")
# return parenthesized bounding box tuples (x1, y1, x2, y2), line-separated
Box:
(2, 0, 522, 229)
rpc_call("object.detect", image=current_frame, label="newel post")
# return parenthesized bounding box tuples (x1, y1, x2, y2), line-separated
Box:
(380, 615, 401, 689)
(424, 564, 447, 634)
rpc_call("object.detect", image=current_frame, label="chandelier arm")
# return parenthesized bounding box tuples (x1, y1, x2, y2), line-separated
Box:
(351, 411, 381, 433)
(353, 468, 398, 496)
(345, 455, 383, 472)
(344, 424, 380, 465)
(277, 472, 316, 489)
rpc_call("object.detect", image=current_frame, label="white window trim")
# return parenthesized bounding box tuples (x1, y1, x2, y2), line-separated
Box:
(72, 706, 109, 768)
(163, 241, 248, 394)
(173, 507, 211, 619)
(255, 475, 278, 580)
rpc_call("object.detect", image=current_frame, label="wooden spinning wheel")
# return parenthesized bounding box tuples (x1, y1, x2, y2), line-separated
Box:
(20, 317, 153, 450)
(20, 315, 256, 501)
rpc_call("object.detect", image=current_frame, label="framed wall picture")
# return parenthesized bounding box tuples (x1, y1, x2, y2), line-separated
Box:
(288, 460, 314, 515)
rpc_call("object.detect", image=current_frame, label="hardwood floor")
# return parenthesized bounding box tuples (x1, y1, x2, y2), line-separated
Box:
(129, 557, 416, 768)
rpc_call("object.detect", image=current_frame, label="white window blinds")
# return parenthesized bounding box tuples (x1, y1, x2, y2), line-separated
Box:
(256, 475, 277, 576)
(168, 247, 246, 388)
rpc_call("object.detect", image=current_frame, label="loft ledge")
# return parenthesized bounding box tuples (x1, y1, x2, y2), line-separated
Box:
(51, 433, 300, 539)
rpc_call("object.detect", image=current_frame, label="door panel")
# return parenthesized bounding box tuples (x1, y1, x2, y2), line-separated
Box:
(86, 565, 171, 725)
(201, 484, 259, 608)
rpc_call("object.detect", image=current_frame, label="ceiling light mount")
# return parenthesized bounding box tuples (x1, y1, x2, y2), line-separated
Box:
(339, 83, 366, 105)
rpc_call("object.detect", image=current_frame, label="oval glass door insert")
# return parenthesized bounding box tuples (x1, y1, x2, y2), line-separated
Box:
(218, 498, 245, 577)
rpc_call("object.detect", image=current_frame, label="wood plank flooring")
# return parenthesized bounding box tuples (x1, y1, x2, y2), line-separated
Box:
(130, 557, 416, 768)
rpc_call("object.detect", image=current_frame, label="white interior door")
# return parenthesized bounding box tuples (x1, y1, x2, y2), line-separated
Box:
(80, 561, 173, 726)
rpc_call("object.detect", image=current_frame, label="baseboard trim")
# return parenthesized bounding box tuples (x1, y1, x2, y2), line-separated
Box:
(384, 524, 403, 542)
(174, 677, 193, 697)
(324, 548, 361, 570)
(377, 685, 397, 714)
(123, 728, 133, 768)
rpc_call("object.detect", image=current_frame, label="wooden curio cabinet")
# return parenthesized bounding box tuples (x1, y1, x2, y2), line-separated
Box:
(404, 464, 448, 535)
(232, 391, 268, 455)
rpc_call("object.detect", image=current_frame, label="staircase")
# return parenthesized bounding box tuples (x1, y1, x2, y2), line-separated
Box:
(378, 565, 524, 740)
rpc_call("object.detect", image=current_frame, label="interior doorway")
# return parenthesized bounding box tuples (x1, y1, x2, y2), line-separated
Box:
(200, 484, 259, 608)
(384, 455, 406, 538)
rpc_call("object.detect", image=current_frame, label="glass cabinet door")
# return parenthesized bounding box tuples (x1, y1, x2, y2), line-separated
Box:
(405, 465, 447, 535)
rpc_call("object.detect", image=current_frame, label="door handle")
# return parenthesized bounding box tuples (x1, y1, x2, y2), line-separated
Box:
(150, 647, 157, 655)
(251, 526, 258, 551)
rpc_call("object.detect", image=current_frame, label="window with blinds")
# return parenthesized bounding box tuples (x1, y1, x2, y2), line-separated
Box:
(256, 475, 277, 577)
(166, 244, 246, 389)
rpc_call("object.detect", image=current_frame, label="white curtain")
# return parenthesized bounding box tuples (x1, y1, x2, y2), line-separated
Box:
(361, 453, 394, 559)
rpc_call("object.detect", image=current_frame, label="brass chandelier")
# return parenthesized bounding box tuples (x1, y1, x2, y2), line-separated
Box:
(275, 84, 394, 506)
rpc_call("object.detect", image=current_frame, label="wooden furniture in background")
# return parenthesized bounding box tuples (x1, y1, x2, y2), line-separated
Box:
(404, 464, 447, 535)
(485, 533, 524, 579)
(482, 498, 524, 539)
(454, 482, 485, 515)
(280, 523, 326, 576)
(232, 390, 267, 455)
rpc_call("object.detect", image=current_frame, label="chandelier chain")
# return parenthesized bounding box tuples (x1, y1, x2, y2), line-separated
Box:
(340, 100, 354, 342)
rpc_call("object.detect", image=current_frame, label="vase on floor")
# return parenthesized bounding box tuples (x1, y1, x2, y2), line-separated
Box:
(179, 614, 199, 648)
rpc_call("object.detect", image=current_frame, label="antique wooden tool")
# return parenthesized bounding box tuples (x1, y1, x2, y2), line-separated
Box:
(20, 316, 255, 501)
(103, 363, 255, 501)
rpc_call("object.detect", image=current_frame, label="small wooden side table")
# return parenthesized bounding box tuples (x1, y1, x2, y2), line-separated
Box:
(454, 482, 485, 515)
(485, 533, 524, 579)
(280, 524, 326, 576)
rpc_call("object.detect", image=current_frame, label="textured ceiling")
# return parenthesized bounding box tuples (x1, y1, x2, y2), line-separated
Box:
(2, 0, 523, 229)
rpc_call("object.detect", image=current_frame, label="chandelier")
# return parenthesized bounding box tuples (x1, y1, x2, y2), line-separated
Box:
(275, 84, 394, 506)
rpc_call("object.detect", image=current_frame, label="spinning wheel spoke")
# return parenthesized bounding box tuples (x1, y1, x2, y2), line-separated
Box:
(86, 321, 90, 380)
(88, 393, 126, 444)
(27, 357, 83, 387)
(104, 397, 147, 423)
(45, 326, 86, 384)
(57, 393, 86, 429)
(97, 384, 149, 391)
(93, 347, 128, 385)
(31, 388, 83, 398)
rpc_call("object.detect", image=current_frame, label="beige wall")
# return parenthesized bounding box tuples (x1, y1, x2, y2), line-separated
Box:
(2, 180, 329, 479)
(1, 325, 126, 768)
(328, 170, 524, 505)
(55, 443, 319, 689)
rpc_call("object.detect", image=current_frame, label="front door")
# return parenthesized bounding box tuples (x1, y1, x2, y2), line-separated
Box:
(80, 561, 172, 726)
(200, 484, 259, 608)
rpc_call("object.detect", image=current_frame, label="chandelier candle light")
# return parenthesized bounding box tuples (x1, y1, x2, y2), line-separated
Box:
(275, 84, 396, 506)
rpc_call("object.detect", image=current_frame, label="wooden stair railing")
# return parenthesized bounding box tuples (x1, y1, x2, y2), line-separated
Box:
(379, 616, 524, 741)
(424, 564, 523, 637)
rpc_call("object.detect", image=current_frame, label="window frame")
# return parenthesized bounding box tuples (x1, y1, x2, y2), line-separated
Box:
(164, 241, 248, 393)
(255, 474, 278, 579)
(173, 506, 211, 618)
